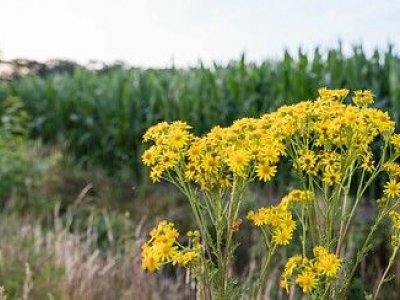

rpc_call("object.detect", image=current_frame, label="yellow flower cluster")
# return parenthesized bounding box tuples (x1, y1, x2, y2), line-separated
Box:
(382, 144, 400, 198)
(290, 88, 393, 184)
(142, 118, 286, 189)
(352, 90, 375, 107)
(247, 206, 295, 246)
(142, 121, 193, 182)
(247, 190, 312, 246)
(280, 246, 341, 293)
(317, 87, 349, 100)
(185, 119, 287, 190)
(383, 158, 400, 200)
(384, 162, 400, 177)
(281, 189, 314, 207)
(141, 221, 200, 272)
(389, 211, 400, 230)
(143, 89, 395, 191)
(389, 211, 400, 247)
(391, 134, 400, 153)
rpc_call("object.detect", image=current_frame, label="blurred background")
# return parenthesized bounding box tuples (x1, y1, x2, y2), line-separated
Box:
(0, 0, 400, 299)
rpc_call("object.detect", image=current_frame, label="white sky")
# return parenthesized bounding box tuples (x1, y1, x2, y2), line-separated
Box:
(1, 0, 399, 67)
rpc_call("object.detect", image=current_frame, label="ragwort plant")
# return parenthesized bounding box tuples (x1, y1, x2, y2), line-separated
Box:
(141, 88, 400, 299)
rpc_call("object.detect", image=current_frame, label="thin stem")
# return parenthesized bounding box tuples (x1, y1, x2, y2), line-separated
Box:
(373, 244, 400, 300)
(168, 171, 214, 298)
(251, 244, 277, 300)
(219, 176, 238, 295)
(336, 162, 356, 256)
(302, 205, 307, 257)
(341, 198, 399, 297)
(338, 166, 380, 253)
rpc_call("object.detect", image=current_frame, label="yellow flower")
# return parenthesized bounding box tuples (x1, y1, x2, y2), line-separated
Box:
(370, 110, 394, 133)
(169, 129, 190, 149)
(320, 152, 341, 172)
(389, 211, 400, 230)
(315, 253, 341, 278)
(142, 146, 159, 166)
(218, 174, 232, 189)
(272, 228, 293, 246)
(280, 215, 297, 232)
(318, 87, 349, 101)
(184, 163, 198, 181)
(188, 140, 204, 160)
(143, 121, 168, 142)
(247, 210, 255, 220)
(247, 208, 269, 226)
(141, 249, 161, 271)
(269, 211, 282, 227)
(297, 151, 317, 173)
(384, 179, 400, 198)
(259, 146, 281, 164)
(159, 150, 179, 169)
(323, 169, 342, 186)
(295, 271, 318, 293)
(283, 255, 302, 277)
(227, 149, 250, 176)
(384, 162, 400, 176)
(313, 246, 328, 258)
(172, 251, 199, 267)
(202, 153, 219, 172)
(352, 90, 374, 107)
(255, 162, 277, 182)
(150, 164, 164, 182)
(361, 157, 375, 172)
(153, 242, 178, 262)
(391, 134, 400, 153)
(286, 189, 313, 205)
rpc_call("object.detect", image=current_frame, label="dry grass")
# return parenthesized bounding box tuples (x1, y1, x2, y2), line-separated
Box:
(0, 194, 189, 300)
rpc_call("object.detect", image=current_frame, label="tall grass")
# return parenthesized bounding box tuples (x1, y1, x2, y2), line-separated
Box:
(0, 200, 187, 300)
(1, 45, 400, 181)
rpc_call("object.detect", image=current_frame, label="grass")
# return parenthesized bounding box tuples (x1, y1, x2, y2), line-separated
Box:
(0, 205, 159, 299)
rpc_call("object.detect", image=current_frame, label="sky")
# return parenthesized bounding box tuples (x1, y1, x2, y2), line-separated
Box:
(1, 0, 399, 67)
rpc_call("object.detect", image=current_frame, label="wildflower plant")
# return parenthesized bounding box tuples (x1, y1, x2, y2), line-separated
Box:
(141, 88, 400, 299)
(141, 221, 201, 272)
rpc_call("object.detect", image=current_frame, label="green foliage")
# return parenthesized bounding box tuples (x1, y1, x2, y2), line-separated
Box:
(0, 95, 61, 208)
(0, 96, 31, 202)
(1, 46, 400, 184)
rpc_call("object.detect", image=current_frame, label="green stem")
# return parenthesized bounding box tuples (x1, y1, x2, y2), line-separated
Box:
(302, 205, 307, 257)
(168, 172, 214, 298)
(340, 204, 394, 298)
(336, 162, 356, 255)
(251, 244, 277, 300)
(373, 244, 400, 300)
(219, 176, 238, 296)
(338, 166, 382, 255)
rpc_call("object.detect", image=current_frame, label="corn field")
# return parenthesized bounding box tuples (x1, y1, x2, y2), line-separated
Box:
(1, 45, 400, 181)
